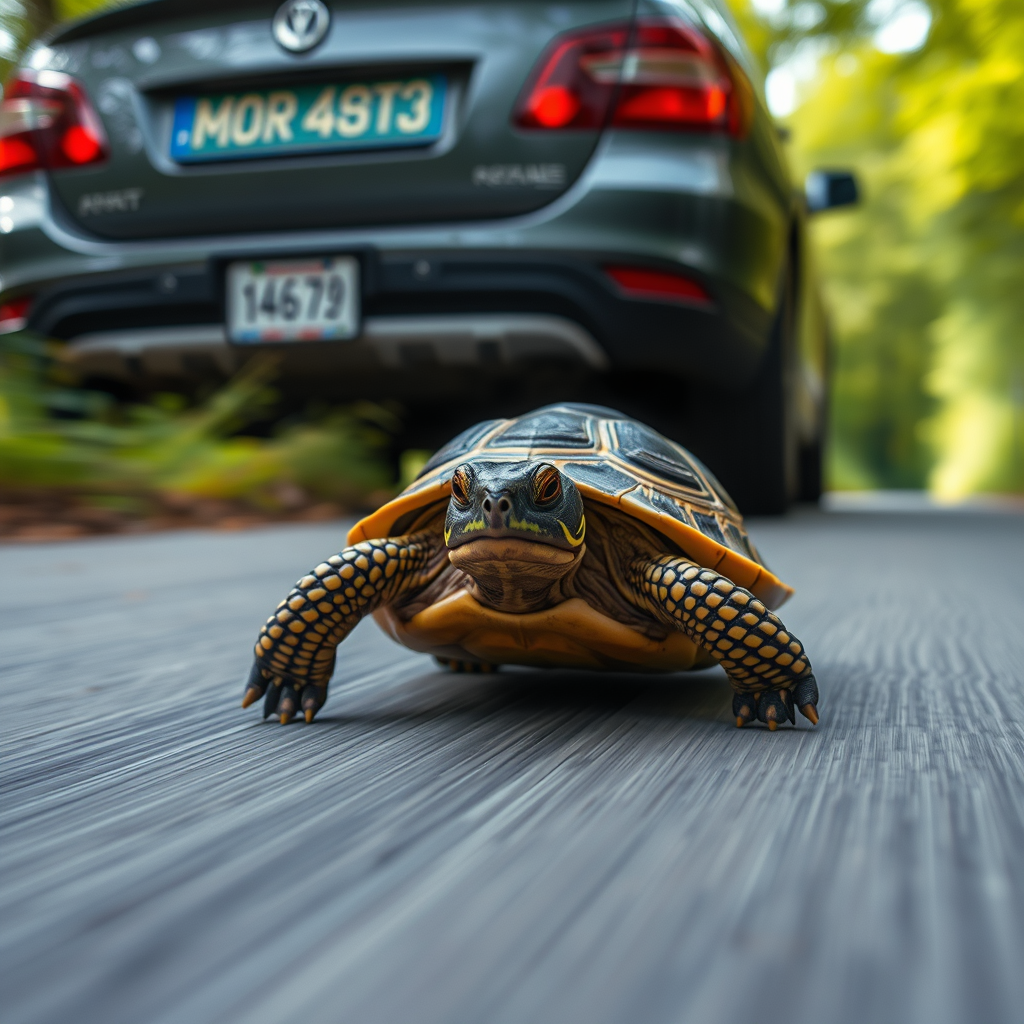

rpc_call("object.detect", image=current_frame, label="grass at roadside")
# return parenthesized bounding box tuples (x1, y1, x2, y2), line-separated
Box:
(0, 333, 398, 541)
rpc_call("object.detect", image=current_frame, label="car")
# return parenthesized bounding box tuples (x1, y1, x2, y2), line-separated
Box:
(0, 0, 856, 513)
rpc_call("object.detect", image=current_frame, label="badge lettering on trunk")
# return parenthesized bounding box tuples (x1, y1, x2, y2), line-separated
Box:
(78, 188, 143, 216)
(273, 0, 330, 54)
(472, 164, 566, 189)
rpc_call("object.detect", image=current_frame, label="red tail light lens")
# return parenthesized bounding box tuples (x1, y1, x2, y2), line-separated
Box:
(515, 23, 630, 129)
(605, 266, 712, 306)
(0, 70, 108, 179)
(0, 295, 32, 333)
(514, 18, 752, 137)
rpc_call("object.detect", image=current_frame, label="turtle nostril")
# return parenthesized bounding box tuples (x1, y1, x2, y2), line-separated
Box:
(498, 498, 511, 513)
(482, 498, 492, 513)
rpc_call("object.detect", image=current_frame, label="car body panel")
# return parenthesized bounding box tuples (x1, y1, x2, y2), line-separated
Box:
(41, 0, 637, 239)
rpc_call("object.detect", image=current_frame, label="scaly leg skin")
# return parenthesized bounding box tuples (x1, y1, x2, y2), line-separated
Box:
(242, 533, 442, 723)
(629, 555, 819, 730)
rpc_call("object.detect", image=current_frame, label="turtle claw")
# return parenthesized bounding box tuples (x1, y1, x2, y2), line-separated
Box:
(241, 661, 269, 708)
(732, 692, 757, 728)
(262, 678, 283, 719)
(276, 685, 299, 724)
(757, 688, 794, 730)
(300, 684, 326, 724)
(793, 674, 820, 725)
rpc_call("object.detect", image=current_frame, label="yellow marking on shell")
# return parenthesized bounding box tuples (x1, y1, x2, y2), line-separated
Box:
(557, 515, 586, 547)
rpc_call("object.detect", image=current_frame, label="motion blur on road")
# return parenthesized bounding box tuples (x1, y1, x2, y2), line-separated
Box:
(3, 509, 1024, 1024)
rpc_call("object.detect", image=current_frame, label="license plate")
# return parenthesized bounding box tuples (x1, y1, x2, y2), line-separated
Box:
(226, 257, 359, 343)
(171, 75, 446, 163)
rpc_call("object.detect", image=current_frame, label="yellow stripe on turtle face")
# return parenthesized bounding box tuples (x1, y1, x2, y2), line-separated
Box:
(446, 517, 486, 546)
(508, 514, 542, 534)
(558, 515, 586, 547)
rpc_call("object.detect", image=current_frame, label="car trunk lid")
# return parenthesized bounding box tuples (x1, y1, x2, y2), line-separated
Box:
(41, 0, 637, 240)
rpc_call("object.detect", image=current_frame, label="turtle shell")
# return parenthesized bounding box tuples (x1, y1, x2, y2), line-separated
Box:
(349, 403, 793, 608)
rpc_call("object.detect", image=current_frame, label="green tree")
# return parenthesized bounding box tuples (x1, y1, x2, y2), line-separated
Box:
(730, 0, 1024, 496)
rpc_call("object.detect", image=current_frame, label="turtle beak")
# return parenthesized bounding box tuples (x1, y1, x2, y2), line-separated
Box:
(481, 490, 513, 531)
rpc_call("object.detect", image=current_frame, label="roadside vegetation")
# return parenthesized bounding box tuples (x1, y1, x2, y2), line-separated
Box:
(730, 0, 1023, 497)
(0, 334, 396, 539)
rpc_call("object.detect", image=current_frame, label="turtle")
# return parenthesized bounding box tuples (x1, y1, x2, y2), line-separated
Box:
(242, 403, 819, 731)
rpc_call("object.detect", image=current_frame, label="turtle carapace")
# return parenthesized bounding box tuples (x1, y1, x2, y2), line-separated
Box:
(243, 405, 819, 730)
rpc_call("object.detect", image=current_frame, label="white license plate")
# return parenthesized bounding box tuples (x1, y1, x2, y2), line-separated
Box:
(226, 256, 359, 343)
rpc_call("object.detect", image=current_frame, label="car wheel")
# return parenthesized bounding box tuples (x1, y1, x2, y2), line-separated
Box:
(720, 272, 799, 516)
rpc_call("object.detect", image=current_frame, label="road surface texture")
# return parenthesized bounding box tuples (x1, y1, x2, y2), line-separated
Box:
(3, 510, 1023, 1024)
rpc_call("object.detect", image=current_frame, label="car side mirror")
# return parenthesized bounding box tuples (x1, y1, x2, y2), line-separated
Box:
(805, 170, 859, 213)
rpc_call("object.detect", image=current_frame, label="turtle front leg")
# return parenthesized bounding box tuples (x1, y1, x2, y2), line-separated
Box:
(629, 555, 819, 730)
(242, 532, 442, 723)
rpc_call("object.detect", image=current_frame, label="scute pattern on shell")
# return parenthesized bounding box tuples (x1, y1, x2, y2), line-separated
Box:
(411, 404, 761, 565)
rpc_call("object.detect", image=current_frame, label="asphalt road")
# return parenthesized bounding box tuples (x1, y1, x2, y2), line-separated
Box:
(3, 509, 1023, 1024)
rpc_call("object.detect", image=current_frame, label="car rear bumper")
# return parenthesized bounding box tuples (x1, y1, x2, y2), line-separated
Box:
(23, 249, 770, 389)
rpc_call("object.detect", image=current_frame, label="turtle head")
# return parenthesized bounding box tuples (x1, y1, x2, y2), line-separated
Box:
(444, 461, 585, 553)
(443, 461, 585, 611)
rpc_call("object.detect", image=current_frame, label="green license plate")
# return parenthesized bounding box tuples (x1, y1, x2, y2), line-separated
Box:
(170, 74, 446, 163)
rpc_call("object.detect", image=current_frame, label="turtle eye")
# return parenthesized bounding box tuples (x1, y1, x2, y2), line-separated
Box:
(533, 466, 562, 506)
(450, 467, 472, 508)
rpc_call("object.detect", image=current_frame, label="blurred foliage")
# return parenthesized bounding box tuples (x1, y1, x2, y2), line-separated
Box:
(730, 0, 1024, 496)
(0, 332, 393, 509)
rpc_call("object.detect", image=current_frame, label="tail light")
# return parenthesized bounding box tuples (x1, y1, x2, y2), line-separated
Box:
(0, 295, 32, 333)
(0, 70, 108, 179)
(605, 266, 712, 306)
(514, 18, 752, 136)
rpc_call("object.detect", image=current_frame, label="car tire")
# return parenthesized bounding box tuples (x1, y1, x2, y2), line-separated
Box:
(717, 271, 799, 516)
(797, 437, 824, 504)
